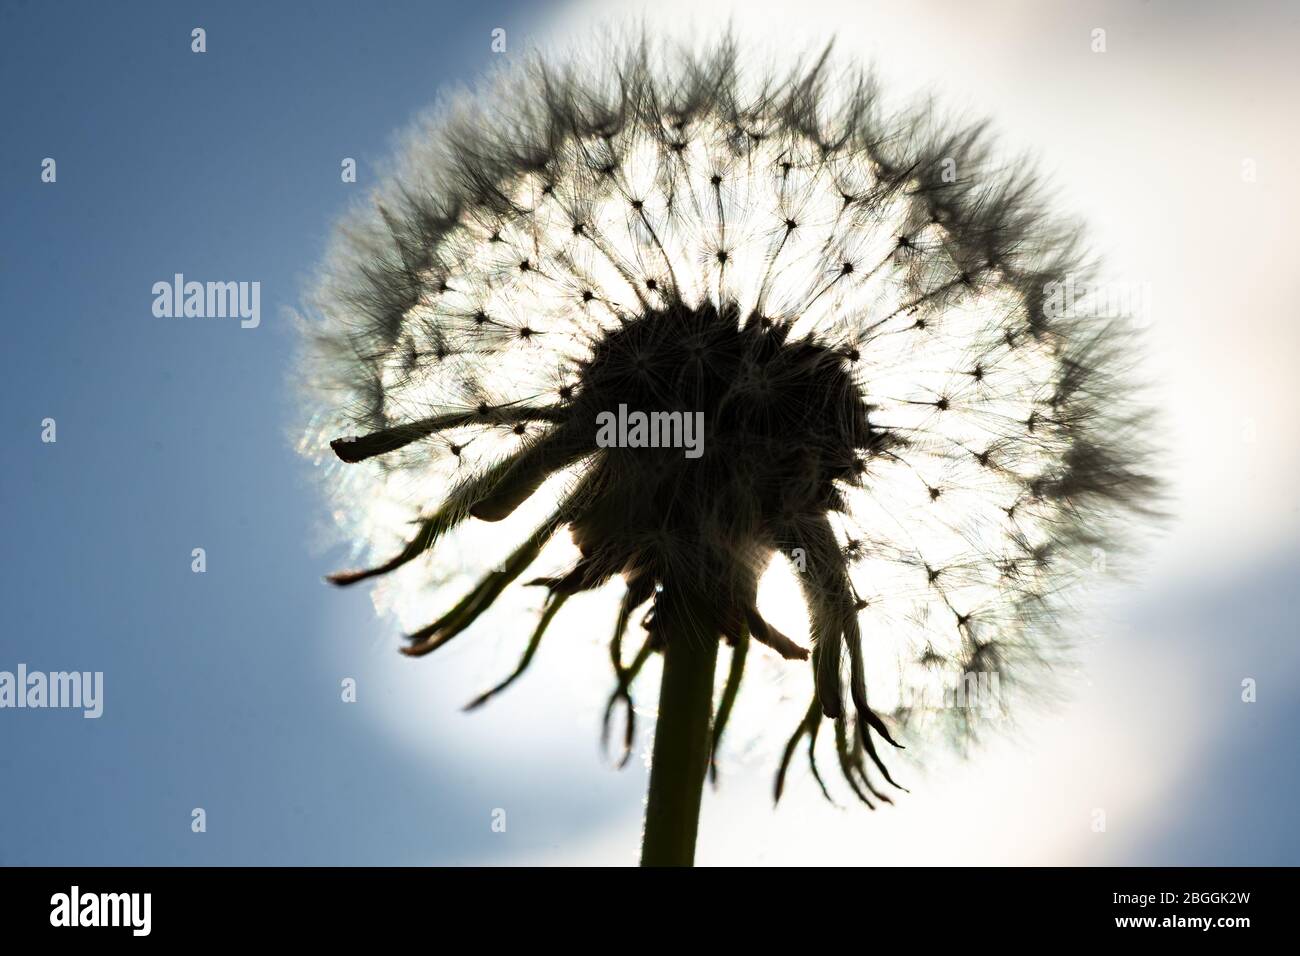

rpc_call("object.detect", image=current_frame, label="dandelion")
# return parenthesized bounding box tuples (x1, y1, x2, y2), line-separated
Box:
(299, 36, 1157, 866)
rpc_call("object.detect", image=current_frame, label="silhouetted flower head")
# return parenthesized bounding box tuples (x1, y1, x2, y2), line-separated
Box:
(300, 36, 1157, 806)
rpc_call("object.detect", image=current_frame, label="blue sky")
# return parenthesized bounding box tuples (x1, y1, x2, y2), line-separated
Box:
(2, 0, 1297, 865)
(0, 0, 626, 865)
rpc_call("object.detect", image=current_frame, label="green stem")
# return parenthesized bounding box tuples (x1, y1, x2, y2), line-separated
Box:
(640, 627, 719, 867)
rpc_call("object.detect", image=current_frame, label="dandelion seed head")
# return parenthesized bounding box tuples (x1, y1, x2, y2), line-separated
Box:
(299, 35, 1158, 804)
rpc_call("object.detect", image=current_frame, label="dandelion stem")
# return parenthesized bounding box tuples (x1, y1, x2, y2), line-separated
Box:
(640, 625, 719, 868)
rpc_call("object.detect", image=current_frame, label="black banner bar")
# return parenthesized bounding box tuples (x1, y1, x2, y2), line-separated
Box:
(0, 866, 1283, 941)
